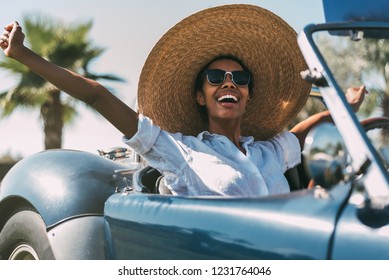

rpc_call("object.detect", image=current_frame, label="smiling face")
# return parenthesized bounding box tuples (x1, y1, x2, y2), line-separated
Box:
(196, 58, 251, 125)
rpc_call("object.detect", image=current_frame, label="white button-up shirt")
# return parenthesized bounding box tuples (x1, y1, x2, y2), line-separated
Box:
(123, 114, 301, 197)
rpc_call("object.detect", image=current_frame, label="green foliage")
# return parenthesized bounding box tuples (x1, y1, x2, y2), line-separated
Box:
(0, 13, 124, 149)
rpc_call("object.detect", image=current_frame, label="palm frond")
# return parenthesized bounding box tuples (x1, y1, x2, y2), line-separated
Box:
(0, 82, 58, 116)
(62, 103, 79, 125)
(0, 58, 30, 74)
(85, 72, 126, 82)
(0, 13, 125, 149)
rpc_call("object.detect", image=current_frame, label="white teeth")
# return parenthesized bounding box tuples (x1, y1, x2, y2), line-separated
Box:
(217, 95, 238, 102)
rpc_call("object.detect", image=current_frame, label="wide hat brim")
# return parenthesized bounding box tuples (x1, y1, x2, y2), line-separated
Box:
(138, 4, 311, 140)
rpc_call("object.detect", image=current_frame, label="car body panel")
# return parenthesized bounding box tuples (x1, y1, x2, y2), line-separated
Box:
(48, 215, 106, 259)
(0, 150, 119, 228)
(104, 185, 351, 259)
(332, 193, 389, 259)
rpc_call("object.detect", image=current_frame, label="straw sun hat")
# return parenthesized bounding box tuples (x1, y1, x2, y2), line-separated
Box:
(138, 4, 311, 140)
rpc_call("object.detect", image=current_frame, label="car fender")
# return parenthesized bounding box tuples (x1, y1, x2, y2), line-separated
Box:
(47, 215, 107, 259)
(0, 149, 121, 230)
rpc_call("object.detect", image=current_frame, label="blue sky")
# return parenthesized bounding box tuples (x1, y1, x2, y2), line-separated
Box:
(0, 0, 324, 158)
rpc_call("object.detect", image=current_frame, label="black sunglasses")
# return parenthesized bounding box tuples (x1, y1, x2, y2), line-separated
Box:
(204, 69, 251, 86)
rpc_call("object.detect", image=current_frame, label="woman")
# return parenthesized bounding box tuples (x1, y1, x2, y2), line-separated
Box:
(0, 5, 365, 196)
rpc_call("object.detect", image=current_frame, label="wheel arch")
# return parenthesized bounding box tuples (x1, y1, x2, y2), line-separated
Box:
(0, 197, 36, 233)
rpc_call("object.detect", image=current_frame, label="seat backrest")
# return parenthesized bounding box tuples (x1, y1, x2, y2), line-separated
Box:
(138, 164, 305, 194)
(136, 166, 162, 193)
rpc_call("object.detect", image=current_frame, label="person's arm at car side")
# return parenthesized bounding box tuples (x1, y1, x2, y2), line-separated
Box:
(0, 21, 138, 139)
(290, 85, 367, 150)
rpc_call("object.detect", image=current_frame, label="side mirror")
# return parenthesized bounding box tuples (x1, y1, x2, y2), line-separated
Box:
(303, 123, 348, 189)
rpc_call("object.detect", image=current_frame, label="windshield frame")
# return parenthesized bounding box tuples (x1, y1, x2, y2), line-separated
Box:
(298, 22, 389, 203)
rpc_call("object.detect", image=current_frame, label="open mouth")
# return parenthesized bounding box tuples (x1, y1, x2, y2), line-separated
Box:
(217, 94, 239, 104)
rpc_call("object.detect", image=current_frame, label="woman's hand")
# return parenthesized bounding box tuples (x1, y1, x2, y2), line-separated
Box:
(0, 21, 25, 58)
(346, 85, 368, 112)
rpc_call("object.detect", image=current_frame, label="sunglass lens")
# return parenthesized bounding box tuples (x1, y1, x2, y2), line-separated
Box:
(232, 71, 250, 86)
(206, 69, 225, 85)
(206, 69, 250, 86)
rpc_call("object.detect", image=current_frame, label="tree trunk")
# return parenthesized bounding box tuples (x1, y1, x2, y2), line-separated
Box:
(40, 90, 63, 150)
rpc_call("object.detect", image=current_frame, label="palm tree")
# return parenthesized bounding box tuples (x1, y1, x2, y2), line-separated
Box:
(0, 14, 124, 149)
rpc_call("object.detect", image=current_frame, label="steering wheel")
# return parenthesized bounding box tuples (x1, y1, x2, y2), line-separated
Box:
(361, 117, 389, 171)
(361, 117, 389, 131)
(295, 117, 389, 191)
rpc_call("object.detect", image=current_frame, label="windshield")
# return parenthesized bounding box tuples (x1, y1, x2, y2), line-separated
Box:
(311, 25, 389, 170)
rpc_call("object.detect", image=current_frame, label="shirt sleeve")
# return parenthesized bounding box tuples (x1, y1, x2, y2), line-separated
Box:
(271, 131, 301, 172)
(122, 114, 161, 155)
(122, 114, 190, 177)
(255, 131, 301, 173)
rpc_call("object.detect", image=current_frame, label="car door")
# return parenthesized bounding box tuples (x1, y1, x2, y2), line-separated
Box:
(331, 189, 389, 259)
(103, 184, 351, 259)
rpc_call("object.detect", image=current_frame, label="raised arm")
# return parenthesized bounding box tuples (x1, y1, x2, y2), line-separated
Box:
(0, 21, 138, 138)
(290, 85, 367, 150)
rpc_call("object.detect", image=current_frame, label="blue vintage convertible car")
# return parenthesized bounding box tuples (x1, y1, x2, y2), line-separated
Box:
(0, 1, 389, 260)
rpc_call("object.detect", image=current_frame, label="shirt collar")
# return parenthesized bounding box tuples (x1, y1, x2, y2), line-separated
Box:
(197, 131, 255, 145)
